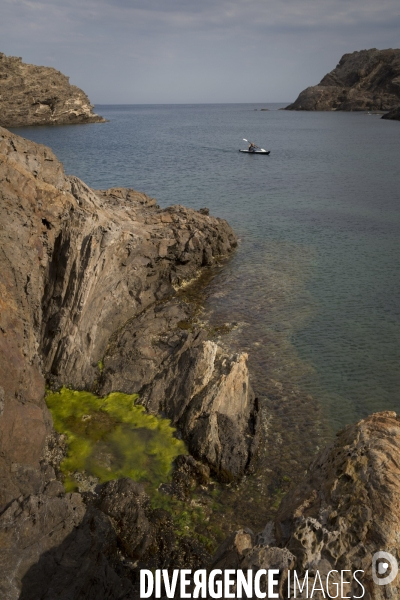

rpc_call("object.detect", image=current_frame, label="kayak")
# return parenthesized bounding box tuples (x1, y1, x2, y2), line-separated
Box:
(239, 149, 270, 155)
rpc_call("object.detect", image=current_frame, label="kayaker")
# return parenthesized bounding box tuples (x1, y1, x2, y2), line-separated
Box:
(248, 142, 257, 152)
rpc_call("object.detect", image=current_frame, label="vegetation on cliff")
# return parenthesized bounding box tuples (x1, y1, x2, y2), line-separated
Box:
(46, 388, 186, 493)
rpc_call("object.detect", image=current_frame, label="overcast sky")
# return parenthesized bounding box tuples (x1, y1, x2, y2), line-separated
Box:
(2, 0, 400, 103)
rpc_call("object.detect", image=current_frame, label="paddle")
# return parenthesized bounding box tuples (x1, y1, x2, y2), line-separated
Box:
(243, 139, 266, 152)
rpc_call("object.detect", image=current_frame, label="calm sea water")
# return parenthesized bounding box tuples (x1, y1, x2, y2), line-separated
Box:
(12, 104, 400, 438)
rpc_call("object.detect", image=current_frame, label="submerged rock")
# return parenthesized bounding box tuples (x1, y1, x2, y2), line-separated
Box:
(286, 48, 400, 111)
(0, 52, 105, 127)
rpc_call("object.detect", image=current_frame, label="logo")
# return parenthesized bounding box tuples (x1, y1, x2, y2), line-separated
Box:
(372, 551, 398, 586)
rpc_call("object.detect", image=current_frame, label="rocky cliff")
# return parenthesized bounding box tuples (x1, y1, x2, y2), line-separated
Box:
(0, 126, 261, 597)
(0, 53, 105, 127)
(286, 48, 400, 111)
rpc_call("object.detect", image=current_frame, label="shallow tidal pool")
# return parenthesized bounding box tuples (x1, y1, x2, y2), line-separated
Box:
(46, 388, 187, 492)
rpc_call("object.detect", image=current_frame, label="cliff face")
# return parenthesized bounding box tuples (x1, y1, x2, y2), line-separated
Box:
(0, 124, 256, 505)
(286, 48, 400, 111)
(0, 125, 262, 597)
(0, 53, 105, 127)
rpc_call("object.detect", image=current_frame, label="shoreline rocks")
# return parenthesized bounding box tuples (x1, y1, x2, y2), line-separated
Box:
(0, 52, 105, 127)
(382, 106, 400, 121)
(285, 48, 400, 112)
(0, 125, 260, 597)
(213, 411, 400, 599)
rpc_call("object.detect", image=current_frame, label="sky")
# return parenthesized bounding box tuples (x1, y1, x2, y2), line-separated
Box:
(1, 0, 400, 104)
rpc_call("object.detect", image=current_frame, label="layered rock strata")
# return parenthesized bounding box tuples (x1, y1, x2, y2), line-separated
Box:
(214, 411, 400, 599)
(0, 52, 105, 127)
(286, 48, 400, 111)
(0, 125, 260, 597)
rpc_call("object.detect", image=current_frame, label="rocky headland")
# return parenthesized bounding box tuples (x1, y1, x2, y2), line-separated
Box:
(0, 53, 105, 127)
(285, 48, 400, 112)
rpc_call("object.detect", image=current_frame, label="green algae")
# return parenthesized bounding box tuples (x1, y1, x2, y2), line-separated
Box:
(46, 388, 187, 492)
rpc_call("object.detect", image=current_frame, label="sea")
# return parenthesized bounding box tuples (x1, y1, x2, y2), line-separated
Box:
(11, 103, 400, 528)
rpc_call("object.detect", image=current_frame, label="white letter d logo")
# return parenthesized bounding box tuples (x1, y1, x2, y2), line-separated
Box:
(372, 551, 398, 586)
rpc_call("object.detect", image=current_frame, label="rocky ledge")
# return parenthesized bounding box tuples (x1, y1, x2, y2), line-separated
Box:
(382, 106, 400, 121)
(0, 126, 261, 597)
(286, 48, 400, 111)
(0, 52, 105, 127)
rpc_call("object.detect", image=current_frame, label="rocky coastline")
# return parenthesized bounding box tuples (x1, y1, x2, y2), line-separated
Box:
(0, 53, 105, 127)
(0, 125, 260, 597)
(1, 125, 399, 599)
(285, 48, 400, 112)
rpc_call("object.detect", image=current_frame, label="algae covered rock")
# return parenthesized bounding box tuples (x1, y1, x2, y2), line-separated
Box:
(0, 124, 238, 508)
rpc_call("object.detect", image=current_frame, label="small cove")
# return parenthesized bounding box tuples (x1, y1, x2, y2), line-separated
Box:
(14, 103, 400, 533)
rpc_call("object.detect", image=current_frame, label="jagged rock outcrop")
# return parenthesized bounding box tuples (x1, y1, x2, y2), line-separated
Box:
(214, 411, 400, 599)
(382, 106, 400, 120)
(0, 52, 105, 127)
(286, 48, 400, 111)
(99, 299, 260, 481)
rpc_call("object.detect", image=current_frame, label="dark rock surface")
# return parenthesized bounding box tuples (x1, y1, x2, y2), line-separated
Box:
(0, 52, 105, 127)
(382, 105, 400, 120)
(14, 477, 209, 600)
(286, 48, 400, 111)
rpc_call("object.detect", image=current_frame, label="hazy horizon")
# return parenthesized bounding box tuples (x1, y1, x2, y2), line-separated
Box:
(2, 0, 400, 104)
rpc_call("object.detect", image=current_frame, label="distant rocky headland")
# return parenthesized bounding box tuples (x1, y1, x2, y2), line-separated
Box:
(0, 52, 105, 127)
(285, 48, 400, 114)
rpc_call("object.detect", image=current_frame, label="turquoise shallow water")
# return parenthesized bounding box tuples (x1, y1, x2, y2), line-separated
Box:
(12, 104, 400, 437)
